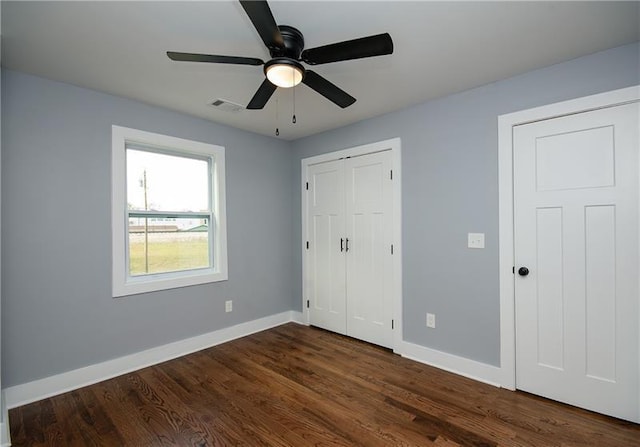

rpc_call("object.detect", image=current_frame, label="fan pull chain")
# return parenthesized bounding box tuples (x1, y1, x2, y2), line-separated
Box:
(292, 76, 297, 124)
(275, 97, 280, 137)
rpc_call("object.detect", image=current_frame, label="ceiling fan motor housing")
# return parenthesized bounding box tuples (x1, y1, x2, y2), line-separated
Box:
(272, 25, 305, 59)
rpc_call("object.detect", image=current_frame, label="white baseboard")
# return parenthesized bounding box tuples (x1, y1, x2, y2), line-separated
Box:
(398, 340, 503, 388)
(1, 390, 9, 447)
(289, 310, 305, 324)
(4, 310, 300, 410)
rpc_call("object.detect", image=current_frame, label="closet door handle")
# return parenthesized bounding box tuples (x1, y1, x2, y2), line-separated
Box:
(345, 238, 350, 252)
(340, 238, 344, 252)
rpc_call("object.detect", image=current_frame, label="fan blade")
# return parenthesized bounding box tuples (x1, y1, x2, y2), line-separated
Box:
(246, 78, 277, 109)
(302, 71, 356, 108)
(239, 0, 284, 51)
(167, 51, 263, 66)
(301, 33, 393, 65)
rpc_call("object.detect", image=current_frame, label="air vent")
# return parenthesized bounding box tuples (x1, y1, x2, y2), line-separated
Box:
(209, 99, 244, 113)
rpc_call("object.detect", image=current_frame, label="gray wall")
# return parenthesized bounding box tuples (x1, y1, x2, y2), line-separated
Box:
(2, 42, 639, 389)
(291, 42, 640, 366)
(1, 70, 294, 387)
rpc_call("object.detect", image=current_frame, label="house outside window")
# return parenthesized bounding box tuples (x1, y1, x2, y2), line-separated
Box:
(112, 126, 227, 297)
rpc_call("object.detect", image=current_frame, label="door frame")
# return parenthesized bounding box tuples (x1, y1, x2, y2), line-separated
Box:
(301, 138, 402, 352)
(497, 86, 640, 410)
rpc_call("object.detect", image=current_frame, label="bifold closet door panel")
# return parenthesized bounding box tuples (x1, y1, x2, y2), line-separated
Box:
(306, 159, 347, 334)
(345, 151, 394, 348)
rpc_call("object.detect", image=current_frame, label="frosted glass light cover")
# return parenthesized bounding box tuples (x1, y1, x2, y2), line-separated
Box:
(266, 64, 303, 88)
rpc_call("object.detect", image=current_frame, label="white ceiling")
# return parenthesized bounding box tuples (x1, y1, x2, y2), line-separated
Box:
(2, 1, 638, 140)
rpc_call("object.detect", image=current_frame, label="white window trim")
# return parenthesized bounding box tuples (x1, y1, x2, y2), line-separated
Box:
(112, 125, 228, 297)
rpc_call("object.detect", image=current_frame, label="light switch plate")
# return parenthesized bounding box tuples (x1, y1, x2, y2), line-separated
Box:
(468, 233, 485, 249)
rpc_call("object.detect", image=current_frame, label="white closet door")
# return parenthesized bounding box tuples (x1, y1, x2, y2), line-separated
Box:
(307, 160, 347, 334)
(513, 102, 639, 421)
(345, 151, 394, 348)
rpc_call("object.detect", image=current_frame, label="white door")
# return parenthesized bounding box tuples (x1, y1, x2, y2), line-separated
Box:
(307, 159, 347, 334)
(345, 152, 394, 348)
(513, 102, 639, 421)
(306, 150, 395, 348)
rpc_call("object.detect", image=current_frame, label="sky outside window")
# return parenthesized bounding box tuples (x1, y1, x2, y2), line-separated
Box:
(126, 149, 209, 212)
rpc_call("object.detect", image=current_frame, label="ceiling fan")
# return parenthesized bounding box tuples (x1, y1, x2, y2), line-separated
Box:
(167, 0, 394, 109)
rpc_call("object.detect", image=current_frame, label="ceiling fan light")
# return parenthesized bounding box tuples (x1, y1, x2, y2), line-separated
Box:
(265, 60, 303, 88)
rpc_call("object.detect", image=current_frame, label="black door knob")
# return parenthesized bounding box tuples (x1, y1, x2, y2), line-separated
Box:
(518, 267, 529, 276)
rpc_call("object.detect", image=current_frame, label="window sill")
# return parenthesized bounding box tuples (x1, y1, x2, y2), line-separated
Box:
(113, 269, 228, 297)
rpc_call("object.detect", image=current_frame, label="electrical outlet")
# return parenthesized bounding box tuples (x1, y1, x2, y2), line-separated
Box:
(468, 232, 485, 249)
(426, 313, 436, 328)
(225, 300, 233, 313)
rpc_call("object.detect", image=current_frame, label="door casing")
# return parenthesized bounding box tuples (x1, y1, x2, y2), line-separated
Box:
(301, 138, 402, 352)
(497, 85, 640, 422)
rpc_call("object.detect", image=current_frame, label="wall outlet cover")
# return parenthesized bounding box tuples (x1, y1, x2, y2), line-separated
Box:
(468, 233, 485, 249)
(225, 300, 233, 313)
(426, 313, 436, 328)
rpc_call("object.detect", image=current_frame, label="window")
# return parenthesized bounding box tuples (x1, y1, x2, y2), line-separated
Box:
(112, 126, 227, 297)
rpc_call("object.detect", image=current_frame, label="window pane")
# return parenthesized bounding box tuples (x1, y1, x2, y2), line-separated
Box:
(128, 217, 210, 276)
(127, 149, 209, 212)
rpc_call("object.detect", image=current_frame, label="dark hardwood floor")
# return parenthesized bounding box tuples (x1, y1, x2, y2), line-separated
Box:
(9, 323, 640, 446)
